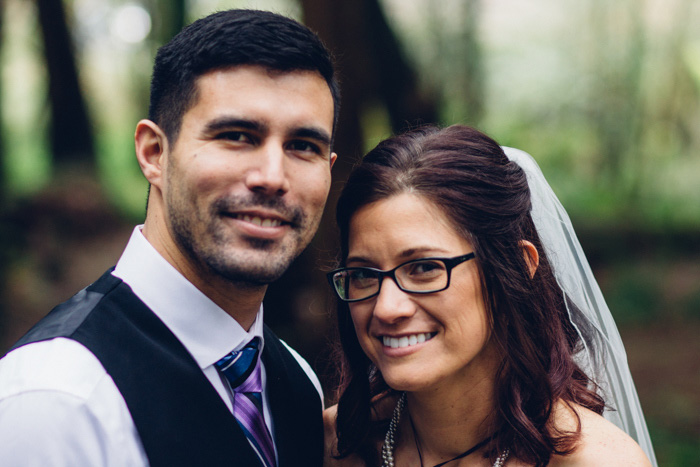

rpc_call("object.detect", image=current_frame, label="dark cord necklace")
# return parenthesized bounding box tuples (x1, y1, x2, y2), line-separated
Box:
(408, 410, 491, 467)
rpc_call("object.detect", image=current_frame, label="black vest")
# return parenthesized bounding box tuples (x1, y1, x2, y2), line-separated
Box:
(10, 270, 323, 467)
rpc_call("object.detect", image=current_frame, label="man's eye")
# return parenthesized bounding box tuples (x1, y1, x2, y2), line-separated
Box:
(219, 132, 251, 143)
(288, 140, 321, 154)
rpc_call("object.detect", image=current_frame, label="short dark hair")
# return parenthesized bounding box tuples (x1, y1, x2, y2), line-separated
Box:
(331, 125, 604, 466)
(148, 9, 339, 144)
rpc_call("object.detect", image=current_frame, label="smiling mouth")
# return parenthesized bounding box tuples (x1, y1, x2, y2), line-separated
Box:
(230, 214, 285, 228)
(382, 333, 436, 349)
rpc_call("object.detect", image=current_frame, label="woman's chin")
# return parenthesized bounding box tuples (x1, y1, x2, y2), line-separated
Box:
(381, 371, 436, 393)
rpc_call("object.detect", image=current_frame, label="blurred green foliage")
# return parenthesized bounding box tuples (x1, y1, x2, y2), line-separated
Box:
(649, 422, 700, 466)
(0, 1, 698, 465)
(2, 0, 699, 229)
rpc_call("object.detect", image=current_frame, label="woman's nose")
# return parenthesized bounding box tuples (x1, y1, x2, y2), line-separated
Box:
(371, 277, 417, 324)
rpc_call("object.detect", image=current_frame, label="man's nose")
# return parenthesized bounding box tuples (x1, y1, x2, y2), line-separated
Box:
(244, 143, 290, 196)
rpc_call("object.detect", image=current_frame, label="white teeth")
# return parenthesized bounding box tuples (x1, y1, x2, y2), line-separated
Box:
(382, 333, 434, 349)
(237, 215, 281, 227)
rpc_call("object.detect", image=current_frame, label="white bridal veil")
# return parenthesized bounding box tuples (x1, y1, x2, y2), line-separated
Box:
(504, 147, 657, 466)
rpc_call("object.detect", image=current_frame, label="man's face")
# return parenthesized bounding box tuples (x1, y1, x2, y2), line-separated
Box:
(159, 65, 336, 286)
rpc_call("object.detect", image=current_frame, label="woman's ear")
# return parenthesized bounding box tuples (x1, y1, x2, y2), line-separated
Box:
(134, 119, 168, 188)
(520, 240, 540, 278)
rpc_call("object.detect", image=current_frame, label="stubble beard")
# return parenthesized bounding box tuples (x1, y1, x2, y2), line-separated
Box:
(167, 192, 318, 287)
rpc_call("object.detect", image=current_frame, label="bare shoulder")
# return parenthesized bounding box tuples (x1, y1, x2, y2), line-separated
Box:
(323, 405, 365, 467)
(324, 395, 398, 466)
(548, 401, 652, 467)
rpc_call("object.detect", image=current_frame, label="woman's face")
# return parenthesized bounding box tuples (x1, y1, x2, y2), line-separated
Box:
(346, 193, 501, 394)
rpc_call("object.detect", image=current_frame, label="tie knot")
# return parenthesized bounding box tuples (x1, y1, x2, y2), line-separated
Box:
(215, 337, 261, 389)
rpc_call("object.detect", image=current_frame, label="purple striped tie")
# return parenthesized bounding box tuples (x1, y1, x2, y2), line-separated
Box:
(216, 338, 276, 467)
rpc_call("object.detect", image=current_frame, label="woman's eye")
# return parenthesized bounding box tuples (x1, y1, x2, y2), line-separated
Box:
(349, 270, 378, 289)
(408, 261, 443, 276)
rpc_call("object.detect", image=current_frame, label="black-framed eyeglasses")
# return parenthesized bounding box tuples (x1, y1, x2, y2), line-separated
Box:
(326, 253, 476, 303)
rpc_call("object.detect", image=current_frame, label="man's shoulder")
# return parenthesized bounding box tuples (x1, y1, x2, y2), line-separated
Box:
(0, 271, 135, 423)
(0, 338, 110, 400)
(0, 339, 148, 465)
(9, 269, 127, 352)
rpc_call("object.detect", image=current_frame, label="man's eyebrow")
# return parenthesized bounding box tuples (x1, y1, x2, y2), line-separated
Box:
(290, 127, 332, 147)
(203, 117, 267, 134)
(203, 117, 332, 147)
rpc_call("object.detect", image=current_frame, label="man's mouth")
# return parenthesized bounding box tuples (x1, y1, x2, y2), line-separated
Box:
(214, 196, 303, 229)
(232, 214, 284, 228)
(382, 332, 436, 349)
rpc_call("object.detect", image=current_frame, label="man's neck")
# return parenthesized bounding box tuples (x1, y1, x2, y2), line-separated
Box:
(141, 221, 267, 330)
(186, 270, 267, 331)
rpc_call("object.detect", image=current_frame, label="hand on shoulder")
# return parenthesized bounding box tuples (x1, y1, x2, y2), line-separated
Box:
(549, 402, 652, 467)
(324, 404, 366, 466)
(323, 405, 340, 465)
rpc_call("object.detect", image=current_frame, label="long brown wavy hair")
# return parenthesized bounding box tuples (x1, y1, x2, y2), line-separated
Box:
(330, 125, 605, 466)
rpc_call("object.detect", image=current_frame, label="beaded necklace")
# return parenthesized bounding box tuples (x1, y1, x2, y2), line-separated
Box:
(381, 393, 510, 467)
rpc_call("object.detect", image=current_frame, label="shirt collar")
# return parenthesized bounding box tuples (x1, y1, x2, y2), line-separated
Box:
(112, 226, 265, 369)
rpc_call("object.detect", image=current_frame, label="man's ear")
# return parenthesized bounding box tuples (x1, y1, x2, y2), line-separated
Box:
(330, 151, 338, 168)
(520, 240, 540, 278)
(134, 119, 168, 188)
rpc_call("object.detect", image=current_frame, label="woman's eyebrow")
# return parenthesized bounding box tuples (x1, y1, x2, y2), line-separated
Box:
(345, 247, 451, 265)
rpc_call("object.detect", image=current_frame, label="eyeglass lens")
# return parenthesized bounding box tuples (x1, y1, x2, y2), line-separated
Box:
(333, 259, 449, 301)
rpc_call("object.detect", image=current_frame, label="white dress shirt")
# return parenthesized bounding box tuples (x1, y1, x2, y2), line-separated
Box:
(0, 226, 323, 466)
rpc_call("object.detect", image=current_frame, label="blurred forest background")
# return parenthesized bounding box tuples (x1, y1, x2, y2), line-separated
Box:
(0, 0, 698, 464)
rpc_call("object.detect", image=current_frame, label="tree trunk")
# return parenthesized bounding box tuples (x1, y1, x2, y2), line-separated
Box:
(36, 0, 95, 173)
(263, 0, 439, 392)
(152, 0, 187, 45)
(299, 0, 440, 245)
(0, 0, 7, 350)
